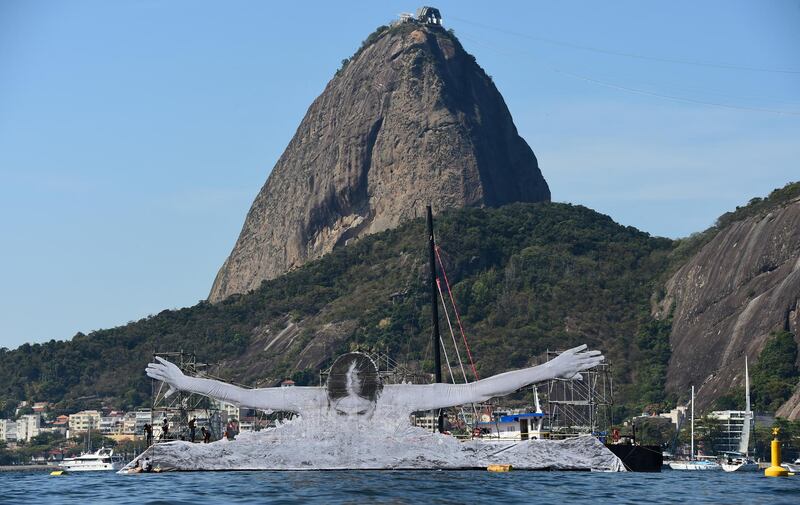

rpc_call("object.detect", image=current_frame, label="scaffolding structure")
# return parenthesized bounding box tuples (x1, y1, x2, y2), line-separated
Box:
(544, 350, 614, 438)
(151, 351, 226, 441)
(318, 348, 430, 387)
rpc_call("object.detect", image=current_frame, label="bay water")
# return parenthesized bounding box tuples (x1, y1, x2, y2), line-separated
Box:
(3, 469, 800, 504)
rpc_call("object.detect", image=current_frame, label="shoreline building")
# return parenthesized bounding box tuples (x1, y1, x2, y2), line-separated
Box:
(708, 410, 751, 454)
(659, 406, 687, 428)
(0, 419, 17, 442)
(100, 412, 126, 436)
(15, 414, 41, 442)
(68, 410, 101, 436)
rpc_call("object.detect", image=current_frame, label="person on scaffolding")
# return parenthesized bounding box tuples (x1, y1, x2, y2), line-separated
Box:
(201, 426, 211, 443)
(146, 345, 603, 421)
(188, 417, 197, 442)
(143, 422, 153, 446)
(160, 418, 170, 440)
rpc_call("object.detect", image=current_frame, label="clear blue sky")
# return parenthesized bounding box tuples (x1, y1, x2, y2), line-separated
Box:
(1, 0, 798, 349)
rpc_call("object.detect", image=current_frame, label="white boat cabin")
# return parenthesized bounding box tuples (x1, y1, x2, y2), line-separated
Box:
(476, 412, 546, 440)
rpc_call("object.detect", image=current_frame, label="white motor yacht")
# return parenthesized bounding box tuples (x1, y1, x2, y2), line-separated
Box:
(59, 447, 125, 472)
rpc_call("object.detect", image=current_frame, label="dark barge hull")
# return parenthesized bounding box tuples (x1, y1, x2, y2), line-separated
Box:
(605, 445, 663, 472)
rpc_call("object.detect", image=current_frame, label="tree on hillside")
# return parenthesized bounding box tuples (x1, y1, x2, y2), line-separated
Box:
(752, 330, 799, 412)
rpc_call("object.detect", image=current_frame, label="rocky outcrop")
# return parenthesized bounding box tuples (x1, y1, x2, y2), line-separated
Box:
(209, 23, 549, 302)
(657, 196, 800, 414)
(777, 387, 800, 419)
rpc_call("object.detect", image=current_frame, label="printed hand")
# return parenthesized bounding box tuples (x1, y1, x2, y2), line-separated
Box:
(546, 344, 604, 380)
(146, 357, 186, 397)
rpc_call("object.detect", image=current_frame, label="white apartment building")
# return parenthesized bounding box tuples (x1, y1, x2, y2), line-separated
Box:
(122, 412, 138, 435)
(0, 419, 17, 442)
(134, 410, 152, 435)
(69, 410, 101, 433)
(15, 414, 41, 442)
(213, 401, 243, 421)
(99, 414, 125, 435)
(659, 406, 687, 428)
(708, 410, 751, 453)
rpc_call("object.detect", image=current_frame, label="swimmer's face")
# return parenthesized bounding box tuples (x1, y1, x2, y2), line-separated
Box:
(331, 394, 376, 418)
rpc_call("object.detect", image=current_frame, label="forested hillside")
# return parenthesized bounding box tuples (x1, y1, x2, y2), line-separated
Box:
(0, 202, 676, 417)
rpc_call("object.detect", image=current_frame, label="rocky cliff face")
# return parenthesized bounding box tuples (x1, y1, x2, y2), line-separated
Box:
(209, 23, 549, 302)
(656, 196, 800, 415)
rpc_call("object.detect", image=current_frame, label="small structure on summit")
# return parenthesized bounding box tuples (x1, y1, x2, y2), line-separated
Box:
(416, 6, 443, 26)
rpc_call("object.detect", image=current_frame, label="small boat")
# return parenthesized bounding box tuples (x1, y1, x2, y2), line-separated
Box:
(782, 458, 800, 473)
(669, 385, 721, 471)
(721, 456, 759, 472)
(721, 357, 758, 472)
(669, 459, 721, 471)
(58, 447, 125, 472)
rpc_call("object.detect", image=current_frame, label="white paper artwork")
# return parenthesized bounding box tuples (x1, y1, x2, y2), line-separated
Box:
(122, 346, 624, 472)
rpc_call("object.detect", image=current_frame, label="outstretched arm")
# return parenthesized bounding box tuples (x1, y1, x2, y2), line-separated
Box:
(384, 345, 603, 412)
(146, 357, 324, 413)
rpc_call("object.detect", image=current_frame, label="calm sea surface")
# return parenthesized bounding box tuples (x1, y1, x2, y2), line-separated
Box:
(3, 470, 800, 504)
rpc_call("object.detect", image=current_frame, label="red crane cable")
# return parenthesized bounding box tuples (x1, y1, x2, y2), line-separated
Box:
(435, 245, 480, 381)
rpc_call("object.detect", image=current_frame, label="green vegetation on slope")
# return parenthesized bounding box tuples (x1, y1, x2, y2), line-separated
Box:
(667, 181, 800, 272)
(0, 203, 675, 414)
(630, 318, 673, 409)
(752, 330, 799, 412)
(336, 24, 391, 75)
(716, 181, 800, 229)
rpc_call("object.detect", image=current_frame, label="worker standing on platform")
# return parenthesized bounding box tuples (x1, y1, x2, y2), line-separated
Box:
(143, 423, 153, 446)
(188, 417, 197, 442)
(161, 418, 170, 440)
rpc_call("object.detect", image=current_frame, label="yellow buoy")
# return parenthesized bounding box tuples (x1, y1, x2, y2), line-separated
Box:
(487, 464, 512, 472)
(764, 428, 789, 477)
(50, 470, 66, 476)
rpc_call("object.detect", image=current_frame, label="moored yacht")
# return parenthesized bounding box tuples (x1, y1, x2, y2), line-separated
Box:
(721, 456, 759, 472)
(669, 459, 721, 471)
(59, 447, 125, 472)
(782, 458, 800, 473)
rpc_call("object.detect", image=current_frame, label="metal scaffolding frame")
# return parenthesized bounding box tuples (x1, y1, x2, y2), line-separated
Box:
(318, 348, 430, 387)
(544, 349, 614, 437)
(151, 351, 226, 441)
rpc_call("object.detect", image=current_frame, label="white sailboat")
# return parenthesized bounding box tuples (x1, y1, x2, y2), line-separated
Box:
(721, 357, 759, 472)
(668, 385, 721, 471)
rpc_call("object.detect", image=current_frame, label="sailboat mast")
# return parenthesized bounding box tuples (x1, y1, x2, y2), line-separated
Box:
(745, 356, 750, 413)
(426, 205, 444, 433)
(690, 385, 695, 460)
(740, 356, 752, 456)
